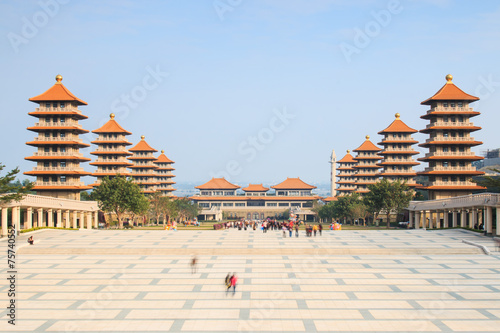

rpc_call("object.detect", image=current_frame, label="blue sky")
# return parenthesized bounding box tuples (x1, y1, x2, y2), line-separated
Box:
(1, 0, 499, 188)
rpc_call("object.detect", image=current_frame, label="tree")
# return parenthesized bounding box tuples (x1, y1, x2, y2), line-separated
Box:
(175, 197, 200, 222)
(366, 179, 414, 229)
(90, 176, 146, 228)
(80, 191, 92, 201)
(333, 193, 362, 224)
(0, 163, 33, 204)
(472, 169, 500, 192)
(149, 191, 164, 224)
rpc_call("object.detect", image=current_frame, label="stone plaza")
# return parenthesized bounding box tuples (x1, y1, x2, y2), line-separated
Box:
(1, 228, 500, 332)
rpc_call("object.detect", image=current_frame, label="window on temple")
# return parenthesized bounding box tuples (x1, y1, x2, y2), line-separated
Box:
(52, 146, 58, 152)
(60, 103, 65, 108)
(52, 176, 58, 182)
(45, 103, 50, 108)
(442, 176, 448, 182)
(52, 103, 57, 108)
(451, 176, 457, 182)
(60, 147, 66, 152)
(60, 117, 65, 123)
(460, 176, 466, 182)
(443, 102, 448, 107)
(60, 132, 65, 138)
(60, 176, 66, 182)
(443, 131, 449, 137)
(45, 132, 50, 137)
(43, 176, 49, 182)
(450, 103, 455, 108)
(459, 146, 465, 152)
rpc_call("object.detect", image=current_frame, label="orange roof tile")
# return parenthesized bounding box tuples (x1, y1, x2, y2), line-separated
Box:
(155, 150, 175, 164)
(353, 136, 382, 152)
(337, 151, 356, 163)
(242, 184, 269, 192)
(195, 178, 240, 190)
(421, 75, 479, 105)
(29, 75, 87, 105)
(129, 136, 158, 152)
(378, 114, 418, 134)
(92, 114, 132, 135)
(323, 196, 337, 202)
(271, 177, 316, 190)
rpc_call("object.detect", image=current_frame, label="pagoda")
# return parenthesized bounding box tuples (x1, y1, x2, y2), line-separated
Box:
(336, 150, 358, 196)
(377, 113, 420, 187)
(417, 74, 485, 199)
(128, 136, 159, 194)
(24, 75, 91, 200)
(90, 113, 133, 186)
(353, 136, 382, 194)
(242, 184, 269, 196)
(154, 150, 176, 196)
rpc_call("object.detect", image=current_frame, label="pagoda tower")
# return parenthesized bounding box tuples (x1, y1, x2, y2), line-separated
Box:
(128, 136, 159, 194)
(377, 113, 420, 187)
(353, 136, 382, 195)
(24, 75, 92, 200)
(417, 74, 485, 200)
(336, 150, 358, 196)
(154, 150, 176, 196)
(90, 113, 133, 186)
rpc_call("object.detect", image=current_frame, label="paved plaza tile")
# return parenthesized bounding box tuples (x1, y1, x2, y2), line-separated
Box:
(0, 228, 499, 332)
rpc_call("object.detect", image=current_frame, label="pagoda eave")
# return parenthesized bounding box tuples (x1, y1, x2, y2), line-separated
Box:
(27, 126, 90, 134)
(378, 151, 419, 155)
(24, 171, 92, 176)
(32, 185, 93, 191)
(420, 127, 481, 134)
(90, 151, 133, 156)
(418, 156, 484, 162)
(25, 156, 92, 162)
(420, 185, 487, 191)
(28, 111, 88, 120)
(378, 140, 419, 145)
(90, 140, 132, 145)
(26, 141, 90, 148)
(421, 111, 480, 120)
(419, 141, 482, 147)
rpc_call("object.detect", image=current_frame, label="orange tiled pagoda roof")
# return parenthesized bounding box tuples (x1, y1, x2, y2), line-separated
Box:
(29, 75, 87, 105)
(155, 151, 174, 164)
(353, 136, 382, 152)
(338, 151, 356, 163)
(242, 184, 269, 192)
(378, 114, 417, 134)
(421, 75, 479, 105)
(92, 114, 132, 135)
(195, 178, 240, 190)
(271, 177, 316, 190)
(323, 196, 337, 202)
(129, 136, 158, 152)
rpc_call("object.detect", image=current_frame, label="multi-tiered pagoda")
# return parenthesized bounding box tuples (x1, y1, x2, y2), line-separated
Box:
(154, 150, 176, 196)
(90, 113, 133, 186)
(353, 136, 382, 195)
(24, 75, 91, 200)
(417, 74, 485, 199)
(128, 136, 159, 194)
(336, 150, 358, 196)
(377, 113, 420, 187)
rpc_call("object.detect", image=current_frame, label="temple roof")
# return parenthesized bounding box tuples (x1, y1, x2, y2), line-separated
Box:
(378, 113, 418, 134)
(129, 136, 158, 152)
(338, 150, 356, 163)
(242, 184, 269, 192)
(195, 178, 240, 190)
(353, 136, 382, 152)
(92, 114, 132, 134)
(29, 75, 87, 105)
(421, 74, 479, 105)
(271, 177, 316, 190)
(155, 150, 175, 164)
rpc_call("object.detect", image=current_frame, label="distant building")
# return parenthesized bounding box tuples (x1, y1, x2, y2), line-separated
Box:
(353, 136, 382, 195)
(417, 74, 485, 199)
(90, 113, 133, 186)
(377, 113, 419, 187)
(128, 136, 159, 194)
(24, 75, 91, 200)
(336, 150, 357, 196)
(191, 177, 321, 221)
(154, 150, 176, 196)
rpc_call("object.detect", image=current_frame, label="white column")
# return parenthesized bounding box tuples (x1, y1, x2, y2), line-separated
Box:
(1, 208, 8, 236)
(472, 209, 477, 228)
(12, 207, 20, 233)
(452, 211, 458, 228)
(79, 212, 85, 229)
(56, 209, 62, 228)
(422, 211, 427, 229)
(486, 206, 493, 235)
(496, 208, 500, 237)
(47, 209, 53, 227)
(37, 208, 44, 227)
(27, 207, 33, 229)
(86, 212, 92, 230)
(444, 211, 449, 228)
(93, 211, 98, 229)
(72, 211, 78, 229)
(64, 210, 70, 228)
(414, 211, 420, 229)
(409, 211, 414, 228)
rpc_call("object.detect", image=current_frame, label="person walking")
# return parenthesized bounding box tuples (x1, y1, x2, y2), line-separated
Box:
(295, 224, 299, 237)
(190, 256, 197, 274)
(230, 273, 238, 295)
(289, 222, 293, 238)
(282, 224, 287, 238)
(313, 224, 317, 237)
(318, 223, 323, 236)
(225, 273, 232, 295)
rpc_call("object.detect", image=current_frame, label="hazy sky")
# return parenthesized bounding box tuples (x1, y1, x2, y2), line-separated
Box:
(1, 0, 499, 188)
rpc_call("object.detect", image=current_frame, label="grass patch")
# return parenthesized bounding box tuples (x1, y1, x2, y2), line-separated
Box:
(20, 227, 79, 233)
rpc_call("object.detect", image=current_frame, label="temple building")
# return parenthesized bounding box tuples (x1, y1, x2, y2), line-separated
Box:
(336, 150, 358, 196)
(417, 74, 485, 199)
(90, 113, 133, 186)
(191, 177, 321, 221)
(128, 136, 159, 194)
(154, 150, 176, 196)
(24, 75, 91, 200)
(353, 136, 382, 195)
(377, 113, 420, 187)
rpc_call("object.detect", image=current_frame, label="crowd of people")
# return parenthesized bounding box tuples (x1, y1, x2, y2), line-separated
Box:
(219, 218, 331, 238)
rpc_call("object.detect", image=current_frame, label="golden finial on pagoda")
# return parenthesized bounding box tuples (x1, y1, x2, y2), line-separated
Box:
(365, 135, 370, 140)
(347, 149, 350, 153)
(161, 150, 164, 154)
(395, 113, 400, 119)
(445, 74, 453, 83)
(141, 135, 145, 140)
(55, 74, 63, 83)
(110, 113, 115, 119)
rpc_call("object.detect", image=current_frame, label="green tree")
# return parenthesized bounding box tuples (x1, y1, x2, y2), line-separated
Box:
(90, 176, 146, 228)
(80, 191, 92, 201)
(366, 179, 414, 229)
(0, 164, 33, 204)
(149, 191, 164, 224)
(175, 197, 200, 222)
(472, 169, 500, 192)
(333, 193, 362, 224)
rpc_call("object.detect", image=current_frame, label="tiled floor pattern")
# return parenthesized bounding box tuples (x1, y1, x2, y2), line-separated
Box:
(0, 229, 499, 332)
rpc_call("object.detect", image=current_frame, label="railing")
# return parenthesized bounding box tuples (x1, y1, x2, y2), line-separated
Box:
(382, 147, 417, 152)
(95, 136, 128, 141)
(0, 193, 98, 211)
(35, 181, 86, 187)
(424, 152, 474, 158)
(33, 152, 84, 157)
(427, 181, 474, 186)
(424, 166, 476, 172)
(426, 121, 473, 129)
(426, 137, 474, 143)
(430, 106, 474, 113)
(32, 167, 85, 172)
(408, 193, 500, 211)
(33, 136, 83, 143)
(35, 106, 82, 113)
(96, 159, 129, 163)
(95, 148, 130, 153)
(34, 120, 82, 127)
